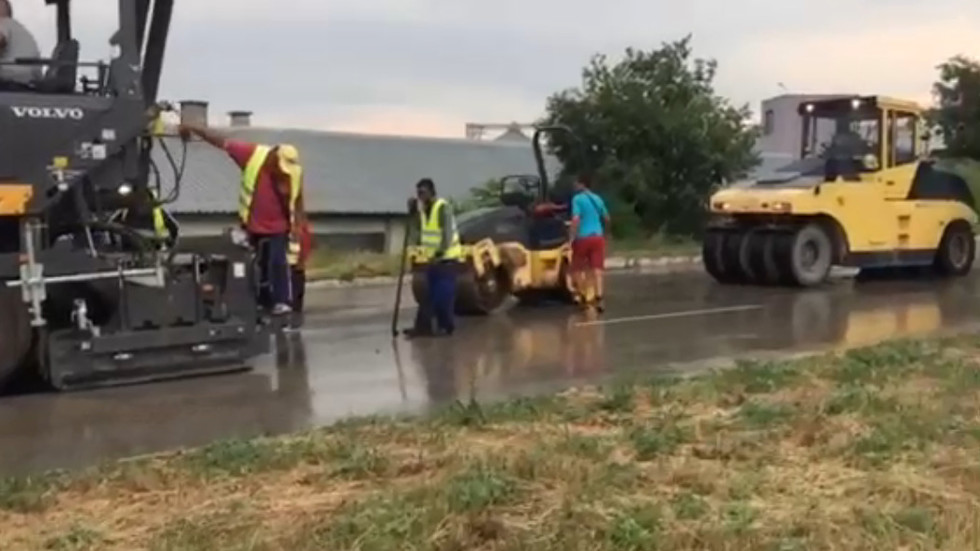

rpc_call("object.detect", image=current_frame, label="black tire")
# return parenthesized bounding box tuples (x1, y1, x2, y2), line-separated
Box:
(788, 223, 834, 287)
(703, 229, 747, 284)
(702, 229, 729, 283)
(0, 287, 33, 389)
(722, 231, 750, 284)
(746, 231, 779, 285)
(738, 228, 764, 283)
(764, 232, 796, 285)
(934, 222, 975, 277)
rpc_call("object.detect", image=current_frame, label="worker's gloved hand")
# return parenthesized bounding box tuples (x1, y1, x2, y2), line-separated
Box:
(407, 197, 418, 214)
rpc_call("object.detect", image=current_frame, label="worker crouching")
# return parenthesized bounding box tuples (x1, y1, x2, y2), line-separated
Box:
(406, 178, 462, 338)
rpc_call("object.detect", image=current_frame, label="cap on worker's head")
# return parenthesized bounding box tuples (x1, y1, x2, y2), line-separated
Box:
(276, 143, 300, 176)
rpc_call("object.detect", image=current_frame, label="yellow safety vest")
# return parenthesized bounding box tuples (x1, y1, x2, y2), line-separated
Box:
(419, 198, 462, 261)
(150, 189, 169, 240)
(239, 145, 301, 229)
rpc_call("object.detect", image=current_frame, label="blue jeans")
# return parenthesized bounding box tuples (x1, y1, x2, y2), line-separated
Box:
(250, 233, 291, 307)
(415, 261, 457, 334)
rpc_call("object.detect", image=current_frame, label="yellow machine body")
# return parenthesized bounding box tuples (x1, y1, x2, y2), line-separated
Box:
(704, 95, 977, 287)
(408, 237, 575, 316)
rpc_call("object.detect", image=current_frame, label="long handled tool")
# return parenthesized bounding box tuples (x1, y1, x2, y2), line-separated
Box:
(391, 207, 414, 337)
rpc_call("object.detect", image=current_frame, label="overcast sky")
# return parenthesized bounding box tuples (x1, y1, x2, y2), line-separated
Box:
(12, 0, 979, 137)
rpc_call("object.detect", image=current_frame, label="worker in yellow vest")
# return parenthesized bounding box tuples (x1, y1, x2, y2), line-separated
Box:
(179, 122, 305, 316)
(406, 178, 462, 338)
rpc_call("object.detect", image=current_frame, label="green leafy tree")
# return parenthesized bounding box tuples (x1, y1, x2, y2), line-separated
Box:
(540, 35, 760, 238)
(456, 178, 504, 213)
(931, 55, 980, 159)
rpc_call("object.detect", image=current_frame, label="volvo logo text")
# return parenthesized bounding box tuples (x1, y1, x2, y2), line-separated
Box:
(10, 106, 85, 120)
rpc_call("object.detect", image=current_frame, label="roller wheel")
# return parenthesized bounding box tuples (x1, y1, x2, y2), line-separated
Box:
(455, 261, 508, 315)
(702, 230, 727, 282)
(746, 231, 779, 285)
(0, 287, 33, 389)
(934, 222, 975, 277)
(722, 231, 751, 283)
(703, 229, 747, 284)
(786, 223, 833, 287)
(738, 228, 764, 283)
(764, 232, 797, 285)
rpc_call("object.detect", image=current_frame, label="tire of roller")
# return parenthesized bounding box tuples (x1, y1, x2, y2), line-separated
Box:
(703, 229, 745, 284)
(455, 262, 507, 316)
(702, 230, 728, 283)
(788, 224, 833, 287)
(737, 228, 764, 284)
(722, 230, 749, 284)
(746, 230, 779, 286)
(768, 232, 798, 286)
(415, 262, 507, 316)
(934, 222, 975, 277)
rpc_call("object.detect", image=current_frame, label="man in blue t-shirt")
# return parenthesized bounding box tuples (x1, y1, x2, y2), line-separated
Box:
(568, 174, 611, 311)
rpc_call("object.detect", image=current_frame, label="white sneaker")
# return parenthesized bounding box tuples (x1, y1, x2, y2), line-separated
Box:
(272, 303, 292, 315)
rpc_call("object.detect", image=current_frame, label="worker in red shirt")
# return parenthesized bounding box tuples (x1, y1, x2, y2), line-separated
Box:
(179, 122, 306, 316)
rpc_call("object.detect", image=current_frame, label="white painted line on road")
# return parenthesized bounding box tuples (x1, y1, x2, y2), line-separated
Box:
(575, 304, 764, 328)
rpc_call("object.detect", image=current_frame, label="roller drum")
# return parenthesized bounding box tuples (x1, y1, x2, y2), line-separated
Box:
(411, 263, 507, 316)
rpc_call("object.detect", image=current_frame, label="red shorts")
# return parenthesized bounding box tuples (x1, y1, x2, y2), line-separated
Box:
(572, 235, 606, 271)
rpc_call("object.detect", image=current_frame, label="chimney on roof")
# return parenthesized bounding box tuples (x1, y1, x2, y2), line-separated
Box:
(179, 100, 209, 127)
(228, 110, 252, 127)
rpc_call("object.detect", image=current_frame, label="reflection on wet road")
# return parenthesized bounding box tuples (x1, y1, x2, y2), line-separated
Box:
(3, 270, 980, 475)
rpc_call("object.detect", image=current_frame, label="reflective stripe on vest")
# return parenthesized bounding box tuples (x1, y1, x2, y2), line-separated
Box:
(419, 198, 462, 260)
(239, 145, 302, 228)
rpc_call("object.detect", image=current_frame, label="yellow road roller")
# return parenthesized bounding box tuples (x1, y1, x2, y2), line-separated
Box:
(408, 126, 580, 314)
(703, 95, 978, 287)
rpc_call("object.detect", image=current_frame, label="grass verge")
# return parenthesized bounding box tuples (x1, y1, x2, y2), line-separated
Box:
(609, 234, 699, 259)
(6, 336, 980, 549)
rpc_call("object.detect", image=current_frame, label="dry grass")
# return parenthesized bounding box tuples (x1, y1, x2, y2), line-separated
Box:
(6, 337, 980, 550)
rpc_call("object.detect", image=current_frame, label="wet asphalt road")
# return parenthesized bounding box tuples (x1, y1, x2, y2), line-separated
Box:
(3, 268, 980, 476)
